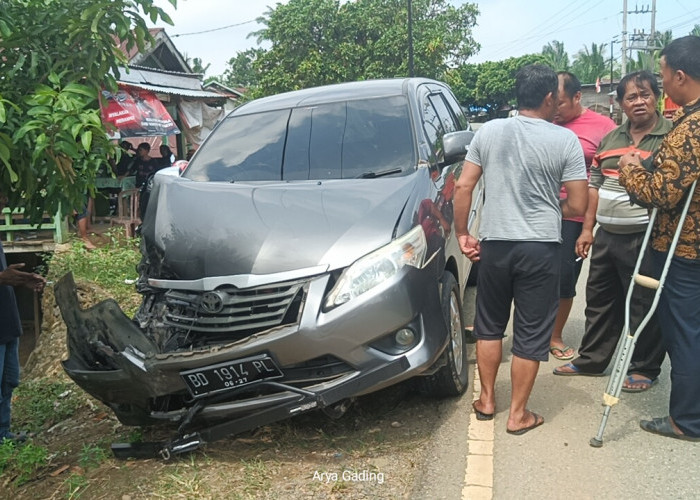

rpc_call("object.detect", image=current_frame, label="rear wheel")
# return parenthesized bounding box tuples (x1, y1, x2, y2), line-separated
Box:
(419, 272, 469, 397)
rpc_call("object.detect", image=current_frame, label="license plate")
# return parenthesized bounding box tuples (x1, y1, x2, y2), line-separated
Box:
(181, 355, 283, 398)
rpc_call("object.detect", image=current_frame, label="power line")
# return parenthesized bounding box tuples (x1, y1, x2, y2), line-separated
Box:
(485, 0, 609, 59)
(171, 19, 257, 38)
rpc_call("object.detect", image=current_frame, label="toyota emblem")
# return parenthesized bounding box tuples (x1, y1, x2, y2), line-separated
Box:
(200, 291, 225, 314)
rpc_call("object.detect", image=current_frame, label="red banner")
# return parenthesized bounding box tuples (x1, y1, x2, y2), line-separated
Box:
(100, 85, 180, 138)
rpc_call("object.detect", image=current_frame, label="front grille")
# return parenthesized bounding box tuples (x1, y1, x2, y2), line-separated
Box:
(162, 278, 308, 339)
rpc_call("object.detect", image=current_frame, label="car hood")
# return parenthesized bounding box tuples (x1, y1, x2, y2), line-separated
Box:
(142, 174, 421, 280)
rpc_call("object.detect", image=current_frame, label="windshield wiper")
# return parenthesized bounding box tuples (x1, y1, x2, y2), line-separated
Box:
(356, 168, 402, 179)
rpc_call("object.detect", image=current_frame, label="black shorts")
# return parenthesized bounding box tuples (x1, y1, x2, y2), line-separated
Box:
(473, 240, 561, 362)
(560, 220, 583, 298)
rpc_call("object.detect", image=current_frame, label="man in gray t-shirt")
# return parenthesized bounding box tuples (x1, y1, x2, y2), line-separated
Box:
(453, 64, 587, 435)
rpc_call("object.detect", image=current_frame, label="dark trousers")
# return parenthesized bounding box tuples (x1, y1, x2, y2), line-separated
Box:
(474, 241, 560, 362)
(573, 228, 666, 378)
(653, 251, 700, 437)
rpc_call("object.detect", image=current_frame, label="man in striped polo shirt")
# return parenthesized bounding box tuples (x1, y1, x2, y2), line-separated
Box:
(554, 71, 670, 391)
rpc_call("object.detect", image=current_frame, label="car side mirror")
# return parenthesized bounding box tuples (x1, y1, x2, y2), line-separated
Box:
(443, 130, 475, 165)
(174, 160, 189, 174)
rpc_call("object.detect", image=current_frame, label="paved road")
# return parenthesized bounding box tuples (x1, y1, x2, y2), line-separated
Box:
(465, 258, 700, 499)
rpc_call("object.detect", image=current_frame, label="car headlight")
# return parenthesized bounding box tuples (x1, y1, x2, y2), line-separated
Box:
(325, 225, 427, 308)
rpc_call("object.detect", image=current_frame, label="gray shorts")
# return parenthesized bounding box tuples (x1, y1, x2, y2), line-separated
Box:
(473, 240, 561, 362)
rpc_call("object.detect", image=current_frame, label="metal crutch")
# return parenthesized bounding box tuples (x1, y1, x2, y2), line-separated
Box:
(590, 179, 698, 448)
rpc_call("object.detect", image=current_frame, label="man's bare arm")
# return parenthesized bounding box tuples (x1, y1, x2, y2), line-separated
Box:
(560, 179, 588, 219)
(454, 160, 483, 260)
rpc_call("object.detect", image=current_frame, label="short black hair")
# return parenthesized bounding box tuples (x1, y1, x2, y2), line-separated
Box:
(137, 142, 150, 152)
(516, 64, 558, 110)
(616, 70, 661, 102)
(660, 35, 700, 80)
(557, 71, 581, 98)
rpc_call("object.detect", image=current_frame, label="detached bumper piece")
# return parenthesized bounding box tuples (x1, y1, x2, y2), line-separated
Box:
(111, 359, 408, 460)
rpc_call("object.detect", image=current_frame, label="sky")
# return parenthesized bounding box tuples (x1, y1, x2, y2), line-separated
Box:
(151, 0, 700, 77)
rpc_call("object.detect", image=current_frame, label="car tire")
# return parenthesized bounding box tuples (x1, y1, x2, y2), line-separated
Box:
(419, 271, 469, 397)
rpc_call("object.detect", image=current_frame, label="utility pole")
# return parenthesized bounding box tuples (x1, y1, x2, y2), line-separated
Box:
(621, 0, 628, 78)
(622, 2, 658, 72)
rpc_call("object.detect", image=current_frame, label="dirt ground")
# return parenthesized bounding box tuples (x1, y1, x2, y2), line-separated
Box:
(9, 279, 472, 499)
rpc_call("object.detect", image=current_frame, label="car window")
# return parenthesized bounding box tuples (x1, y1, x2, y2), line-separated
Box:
(441, 90, 470, 130)
(184, 109, 290, 182)
(430, 94, 458, 136)
(422, 93, 458, 162)
(185, 96, 415, 182)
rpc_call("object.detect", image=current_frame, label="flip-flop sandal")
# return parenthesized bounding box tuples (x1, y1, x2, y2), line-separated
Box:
(553, 362, 605, 377)
(622, 375, 658, 393)
(472, 400, 494, 421)
(549, 345, 574, 360)
(640, 416, 700, 442)
(506, 411, 544, 435)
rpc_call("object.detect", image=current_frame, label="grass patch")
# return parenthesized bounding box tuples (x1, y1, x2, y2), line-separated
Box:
(46, 228, 142, 315)
(0, 440, 48, 486)
(64, 472, 89, 500)
(13, 379, 81, 432)
(148, 457, 208, 499)
(78, 443, 110, 470)
(241, 457, 271, 495)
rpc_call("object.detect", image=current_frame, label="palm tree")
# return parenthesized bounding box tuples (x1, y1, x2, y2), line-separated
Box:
(571, 42, 607, 83)
(690, 24, 700, 37)
(541, 40, 570, 71)
(626, 51, 649, 73)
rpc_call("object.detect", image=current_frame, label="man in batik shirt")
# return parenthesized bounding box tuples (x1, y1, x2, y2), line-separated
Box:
(619, 35, 700, 441)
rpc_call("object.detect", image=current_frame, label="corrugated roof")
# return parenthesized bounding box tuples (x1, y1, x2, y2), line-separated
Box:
(114, 65, 222, 99)
(121, 82, 223, 99)
(117, 66, 202, 90)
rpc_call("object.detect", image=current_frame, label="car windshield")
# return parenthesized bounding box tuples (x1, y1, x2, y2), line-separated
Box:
(183, 95, 415, 182)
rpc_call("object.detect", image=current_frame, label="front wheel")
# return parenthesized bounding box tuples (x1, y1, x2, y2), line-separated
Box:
(419, 272, 469, 397)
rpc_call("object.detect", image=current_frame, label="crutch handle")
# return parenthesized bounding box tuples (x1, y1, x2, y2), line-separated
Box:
(634, 274, 660, 289)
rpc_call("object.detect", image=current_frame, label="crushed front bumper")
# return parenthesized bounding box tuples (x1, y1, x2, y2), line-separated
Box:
(55, 258, 448, 457)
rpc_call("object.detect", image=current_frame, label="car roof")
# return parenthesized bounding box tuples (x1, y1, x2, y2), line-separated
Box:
(232, 78, 442, 115)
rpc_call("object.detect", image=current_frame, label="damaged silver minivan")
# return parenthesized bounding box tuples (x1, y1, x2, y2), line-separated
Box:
(56, 78, 481, 458)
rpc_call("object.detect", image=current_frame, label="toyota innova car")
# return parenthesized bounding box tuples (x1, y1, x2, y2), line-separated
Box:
(55, 78, 482, 457)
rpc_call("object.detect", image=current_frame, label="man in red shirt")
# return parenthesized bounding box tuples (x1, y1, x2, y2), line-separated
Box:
(550, 72, 616, 360)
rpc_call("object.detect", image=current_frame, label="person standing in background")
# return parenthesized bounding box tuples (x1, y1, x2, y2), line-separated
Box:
(554, 71, 670, 392)
(549, 72, 617, 360)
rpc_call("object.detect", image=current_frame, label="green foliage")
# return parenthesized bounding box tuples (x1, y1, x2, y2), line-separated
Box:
(78, 443, 109, 470)
(47, 230, 141, 313)
(13, 380, 80, 431)
(0, 0, 176, 224)
(221, 48, 264, 88)
(251, 0, 479, 96)
(450, 54, 547, 116)
(188, 56, 210, 76)
(541, 40, 570, 71)
(571, 42, 608, 84)
(0, 440, 49, 486)
(64, 472, 89, 499)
